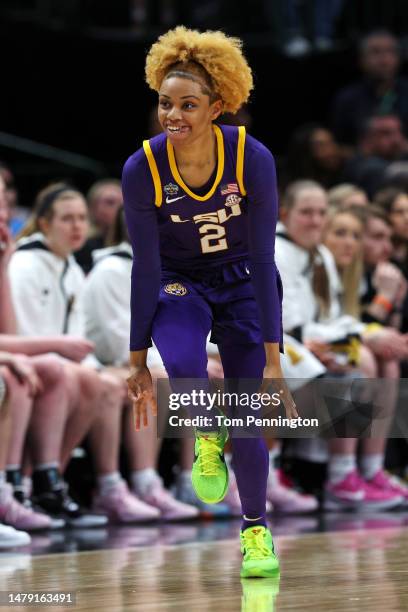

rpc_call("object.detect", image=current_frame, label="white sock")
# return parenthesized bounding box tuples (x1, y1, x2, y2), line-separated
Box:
(328, 454, 356, 484)
(22, 476, 32, 498)
(224, 452, 233, 469)
(268, 446, 281, 486)
(97, 471, 122, 496)
(177, 470, 192, 486)
(360, 454, 383, 481)
(34, 461, 59, 471)
(269, 445, 281, 464)
(131, 468, 160, 497)
(0, 471, 9, 503)
(5, 464, 20, 471)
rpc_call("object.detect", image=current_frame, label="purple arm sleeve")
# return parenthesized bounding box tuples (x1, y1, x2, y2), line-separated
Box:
(245, 139, 282, 347)
(122, 150, 161, 350)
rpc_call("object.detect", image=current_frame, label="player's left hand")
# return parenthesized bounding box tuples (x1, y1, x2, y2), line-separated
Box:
(127, 365, 158, 431)
(260, 365, 299, 420)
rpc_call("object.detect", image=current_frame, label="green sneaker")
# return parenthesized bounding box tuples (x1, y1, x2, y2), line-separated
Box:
(191, 423, 228, 504)
(240, 526, 280, 578)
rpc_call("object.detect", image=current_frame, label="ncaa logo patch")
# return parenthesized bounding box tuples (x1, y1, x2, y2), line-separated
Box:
(164, 183, 179, 196)
(164, 282, 188, 296)
(225, 193, 242, 207)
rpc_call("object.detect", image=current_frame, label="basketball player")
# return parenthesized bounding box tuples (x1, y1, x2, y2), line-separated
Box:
(123, 26, 297, 578)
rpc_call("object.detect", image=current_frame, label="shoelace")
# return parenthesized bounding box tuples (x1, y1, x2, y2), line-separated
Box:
(242, 529, 271, 560)
(198, 438, 222, 476)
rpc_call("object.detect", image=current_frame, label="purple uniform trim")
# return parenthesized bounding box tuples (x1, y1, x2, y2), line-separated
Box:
(122, 125, 282, 350)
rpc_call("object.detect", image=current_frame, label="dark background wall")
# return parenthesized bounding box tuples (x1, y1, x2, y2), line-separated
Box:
(0, 2, 407, 204)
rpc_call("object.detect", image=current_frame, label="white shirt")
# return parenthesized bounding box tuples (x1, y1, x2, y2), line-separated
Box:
(9, 232, 100, 368)
(275, 223, 363, 342)
(9, 233, 86, 337)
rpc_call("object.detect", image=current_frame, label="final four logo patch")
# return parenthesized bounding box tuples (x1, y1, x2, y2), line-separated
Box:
(164, 282, 188, 296)
(225, 194, 242, 207)
(164, 183, 179, 196)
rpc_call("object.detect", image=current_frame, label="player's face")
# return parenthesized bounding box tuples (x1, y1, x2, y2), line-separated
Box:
(284, 188, 328, 250)
(40, 196, 89, 258)
(158, 77, 222, 145)
(324, 213, 363, 269)
(389, 193, 408, 240)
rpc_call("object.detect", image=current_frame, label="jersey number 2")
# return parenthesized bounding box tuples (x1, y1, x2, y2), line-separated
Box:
(199, 224, 227, 253)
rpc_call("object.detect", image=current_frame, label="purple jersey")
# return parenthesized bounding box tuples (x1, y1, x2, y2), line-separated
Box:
(122, 124, 282, 350)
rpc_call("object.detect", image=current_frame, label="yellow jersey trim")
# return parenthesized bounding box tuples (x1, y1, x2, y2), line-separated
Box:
(166, 124, 225, 202)
(143, 139, 162, 207)
(236, 126, 247, 196)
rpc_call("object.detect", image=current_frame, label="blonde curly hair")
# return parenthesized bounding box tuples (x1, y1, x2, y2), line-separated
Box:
(145, 26, 253, 114)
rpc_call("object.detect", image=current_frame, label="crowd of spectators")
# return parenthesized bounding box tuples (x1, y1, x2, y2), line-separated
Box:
(1, 28, 408, 550)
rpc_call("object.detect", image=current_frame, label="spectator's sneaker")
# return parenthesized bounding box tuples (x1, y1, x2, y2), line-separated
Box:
(324, 471, 403, 511)
(191, 424, 229, 504)
(367, 470, 408, 505)
(267, 471, 318, 514)
(240, 526, 280, 578)
(173, 478, 230, 518)
(0, 522, 31, 548)
(139, 479, 199, 521)
(92, 480, 160, 523)
(0, 483, 53, 531)
(7, 468, 64, 530)
(32, 468, 108, 528)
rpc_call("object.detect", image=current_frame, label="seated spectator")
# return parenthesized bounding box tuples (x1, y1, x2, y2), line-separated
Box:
(74, 178, 123, 273)
(276, 180, 405, 511)
(1, 173, 106, 531)
(375, 187, 408, 335)
(331, 30, 408, 146)
(374, 187, 408, 273)
(285, 123, 346, 189)
(360, 205, 408, 332)
(343, 114, 408, 198)
(324, 205, 408, 506)
(9, 183, 161, 524)
(328, 183, 369, 209)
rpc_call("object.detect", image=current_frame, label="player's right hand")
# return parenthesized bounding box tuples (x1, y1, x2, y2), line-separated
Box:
(127, 365, 158, 431)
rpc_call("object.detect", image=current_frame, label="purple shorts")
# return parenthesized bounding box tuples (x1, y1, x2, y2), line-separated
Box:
(159, 259, 265, 347)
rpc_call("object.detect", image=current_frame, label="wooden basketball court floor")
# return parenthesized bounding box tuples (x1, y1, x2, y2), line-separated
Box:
(1, 517, 408, 611)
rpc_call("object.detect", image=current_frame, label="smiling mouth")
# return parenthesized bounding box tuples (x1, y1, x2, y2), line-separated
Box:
(167, 126, 189, 134)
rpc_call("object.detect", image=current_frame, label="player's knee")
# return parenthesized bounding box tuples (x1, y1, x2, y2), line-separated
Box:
(164, 350, 208, 379)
